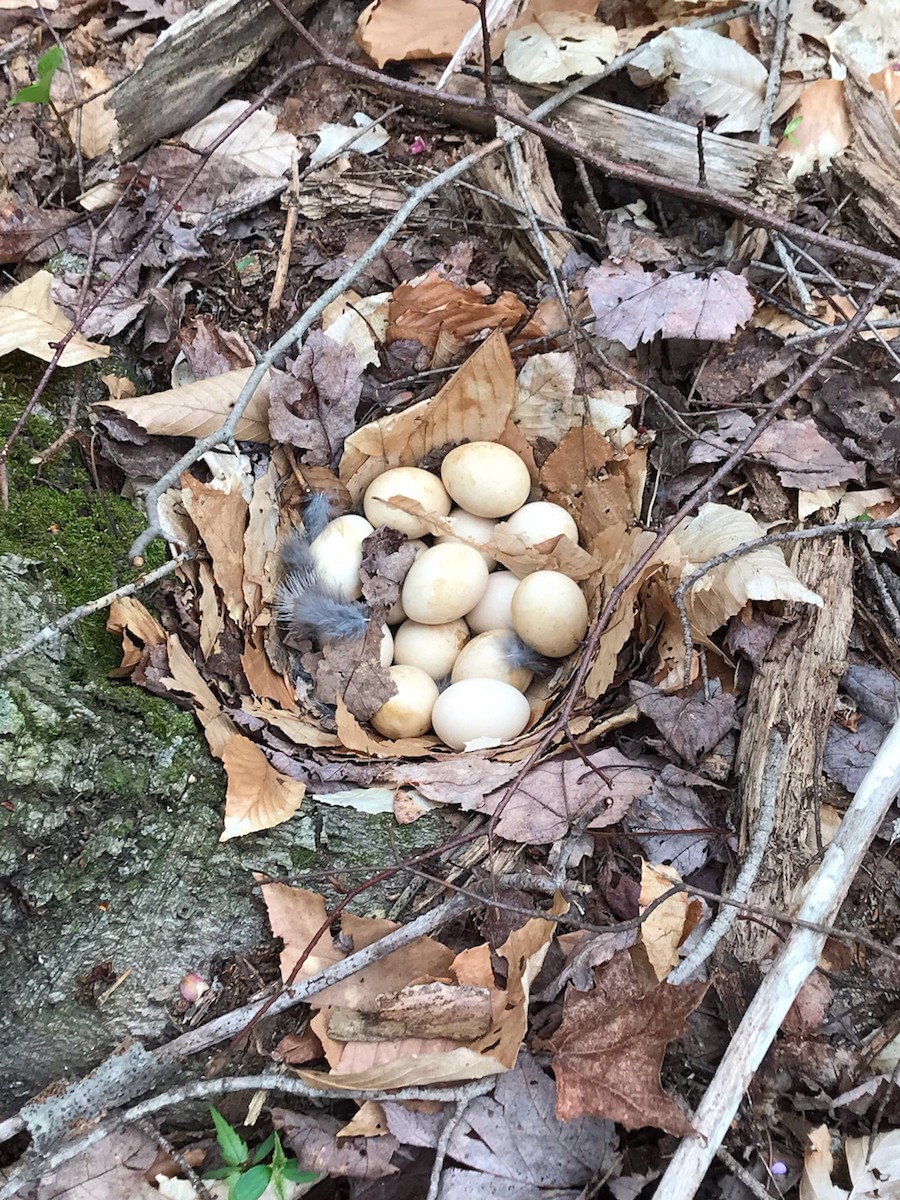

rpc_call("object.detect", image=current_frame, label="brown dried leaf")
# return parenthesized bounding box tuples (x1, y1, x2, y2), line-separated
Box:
(293, 1048, 505, 1091)
(181, 474, 248, 625)
(545, 953, 707, 1134)
(393, 757, 521, 808)
(335, 695, 439, 757)
(241, 637, 296, 709)
(219, 732, 306, 840)
(0, 202, 79, 265)
(273, 1108, 399, 1179)
(360, 527, 417, 608)
(268, 331, 363, 466)
(180, 313, 256, 376)
(96, 367, 271, 442)
(106, 596, 165, 676)
(473, 751, 653, 842)
(638, 862, 703, 982)
(387, 271, 529, 353)
(340, 329, 516, 500)
(305, 623, 395, 721)
(586, 258, 754, 350)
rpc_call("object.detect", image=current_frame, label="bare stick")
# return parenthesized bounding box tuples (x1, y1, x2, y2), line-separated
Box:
(668, 730, 784, 983)
(0, 551, 191, 675)
(653, 711, 900, 1200)
(426, 1085, 484, 1200)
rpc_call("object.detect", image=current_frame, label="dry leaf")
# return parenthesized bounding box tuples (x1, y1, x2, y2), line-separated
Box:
(340, 329, 516, 501)
(181, 474, 248, 625)
(752, 418, 864, 490)
(183, 99, 298, 177)
(268, 331, 363, 466)
(309, 112, 389, 168)
(628, 27, 767, 133)
(586, 259, 754, 350)
(544, 952, 707, 1135)
(219, 733, 306, 840)
(387, 271, 529, 353)
(504, 12, 618, 83)
(629, 679, 737, 765)
(106, 596, 165, 676)
(779, 78, 852, 182)
(322, 289, 391, 369)
(96, 367, 271, 442)
(335, 694, 439, 758)
(0, 271, 109, 365)
(356, 0, 477, 68)
(638, 862, 703, 982)
(800, 1126, 847, 1200)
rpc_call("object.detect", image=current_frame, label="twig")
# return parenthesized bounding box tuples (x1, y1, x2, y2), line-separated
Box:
(770, 233, 814, 310)
(669, 731, 784, 984)
(675, 518, 900, 688)
(505, 134, 569, 309)
(267, 149, 299, 318)
(136, 1119, 214, 1200)
(716, 1146, 780, 1200)
(855, 532, 900, 640)
(463, 0, 495, 107)
(786, 318, 900, 345)
(0, 1075, 498, 1200)
(653, 710, 900, 1200)
(758, 0, 789, 148)
(0, 551, 191, 675)
(426, 1085, 484, 1200)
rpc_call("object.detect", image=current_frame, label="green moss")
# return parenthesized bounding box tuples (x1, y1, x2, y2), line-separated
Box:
(0, 360, 167, 670)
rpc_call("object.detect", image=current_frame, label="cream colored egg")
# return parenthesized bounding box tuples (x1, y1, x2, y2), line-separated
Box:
(440, 442, 532, 518)
(451, 631, 532, 692)
(503, 501, 579, 548)
(364, 467, 451, 537)
(431, 678, 531, 750)
(512, 571, 589, 657)
(465, 570, 519, 634)
(436, 508, 498, 569)
(371, 665, 439, 739)
(393, 618, 469, 679)
(401, 543, 489, 625)
(378, 624, 394, 668)
(309, 514, 374, 599)
(386, 539, 428, 624)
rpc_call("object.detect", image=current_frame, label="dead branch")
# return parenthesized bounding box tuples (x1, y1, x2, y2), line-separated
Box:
(654, 711, 900, 1200)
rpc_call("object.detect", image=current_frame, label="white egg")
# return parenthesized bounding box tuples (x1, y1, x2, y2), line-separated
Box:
(401, 543, 489, 625)
(309, 514, 374, 599)
(440, 442, 532, 518)
(363, 467, 451, 537)
(503, 501, 580, 548)
(393, 619, 469, 679)
(451, 631, 532, 692)
(465, 570, 519, 634)
(386, 539, 428, 624)
(378, 623, 394, 668)
(371, 665, 439, 739)
(431, 678, 531, 749)
(512, 571, 589, 657)
(436, 508, 498, 569)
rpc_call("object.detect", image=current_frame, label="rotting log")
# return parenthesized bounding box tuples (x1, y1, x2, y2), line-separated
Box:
(723, 537, 854, 963)
(109, 0, 316, 162)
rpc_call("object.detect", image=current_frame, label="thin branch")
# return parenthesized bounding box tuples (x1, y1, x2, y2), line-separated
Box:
(136, 1120, 214, 1200)
(654, 711, 900, 1200)
(669, 730, 784, 984)
(426, 1086, 484, 1200)
(0, 551, 192, 675)
(758, 0, 789, 148)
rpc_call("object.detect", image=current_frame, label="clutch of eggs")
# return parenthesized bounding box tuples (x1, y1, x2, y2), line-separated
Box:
(348, 442, 590, 750)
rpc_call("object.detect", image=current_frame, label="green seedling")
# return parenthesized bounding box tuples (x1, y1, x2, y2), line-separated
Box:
(8, 45, 63, 107)
(205, 1107, 317, 1200)
(783, 114, 804, 146)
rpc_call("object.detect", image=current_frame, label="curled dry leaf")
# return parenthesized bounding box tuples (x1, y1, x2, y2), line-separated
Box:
(182, 99, 299, 178)
(628, 27, 767, 133)
(638, 861, 704, 982)
(387, 271, 531, 354)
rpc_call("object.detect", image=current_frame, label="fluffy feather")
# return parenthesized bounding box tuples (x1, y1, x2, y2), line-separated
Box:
(276, 575, 368, 642)
(503, 633, 556, 677)
(302, 490, 336, 542)
(279, 532, 317, 583)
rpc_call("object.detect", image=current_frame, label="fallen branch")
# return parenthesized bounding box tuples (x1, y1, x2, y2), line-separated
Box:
(654, 711, 900, 1200)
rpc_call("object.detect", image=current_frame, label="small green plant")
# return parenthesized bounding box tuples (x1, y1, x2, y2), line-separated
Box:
(205, 1107, 317, 1200)
(783, 114, 804, 145)
(8, 44, 63, 107)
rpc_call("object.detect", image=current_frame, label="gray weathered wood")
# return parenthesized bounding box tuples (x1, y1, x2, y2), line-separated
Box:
(110, 0, 316, 162)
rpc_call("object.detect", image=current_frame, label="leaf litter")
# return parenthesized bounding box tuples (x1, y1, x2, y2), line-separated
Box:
(3, 0, 900, 1193)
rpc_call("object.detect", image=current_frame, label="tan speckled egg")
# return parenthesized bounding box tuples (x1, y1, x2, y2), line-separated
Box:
(363, 467, 451, 537)
(465, 570, 519, 634)
(451, 631, 532, 692)
(431, 678, 531, 750)
(401, 543, 489, 625)
(503, 501, 579, 547)
(371, 665, 439, 739)
(309, 514, 374, 599)
(440, 442, 532, 518)
(393, 618, 469, 680)
(512, 571, 588, 657)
